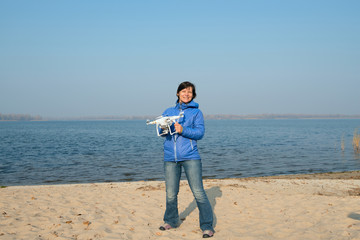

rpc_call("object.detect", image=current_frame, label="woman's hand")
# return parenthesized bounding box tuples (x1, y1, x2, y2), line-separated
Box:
(174, 122, 183, 134)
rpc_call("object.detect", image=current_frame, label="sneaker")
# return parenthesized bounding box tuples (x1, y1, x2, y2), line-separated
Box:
(203, 230, 214, 238)
(159, 223, 173, 231)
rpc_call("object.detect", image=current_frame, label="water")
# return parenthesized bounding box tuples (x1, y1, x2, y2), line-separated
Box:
(1, 119, 360, 186)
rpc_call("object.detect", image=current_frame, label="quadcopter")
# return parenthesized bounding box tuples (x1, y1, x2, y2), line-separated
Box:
(146, 112, 184, 136)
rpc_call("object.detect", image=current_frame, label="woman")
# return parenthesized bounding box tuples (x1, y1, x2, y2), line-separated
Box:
(159, 81, 214, 238)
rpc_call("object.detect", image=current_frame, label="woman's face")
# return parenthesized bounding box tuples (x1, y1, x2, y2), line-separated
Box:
(177, 87, 193, 104)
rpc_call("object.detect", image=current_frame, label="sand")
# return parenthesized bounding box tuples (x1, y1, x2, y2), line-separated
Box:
(1, 171, 360, 240)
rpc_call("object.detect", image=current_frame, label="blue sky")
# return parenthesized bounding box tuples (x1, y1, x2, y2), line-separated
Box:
(1, 0, 359, 117)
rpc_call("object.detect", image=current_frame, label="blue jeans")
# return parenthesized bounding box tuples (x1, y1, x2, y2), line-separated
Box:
(163, 160, 214, 232)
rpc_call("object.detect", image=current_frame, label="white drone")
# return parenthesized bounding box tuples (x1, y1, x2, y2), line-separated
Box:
(146, 112, 184, 136)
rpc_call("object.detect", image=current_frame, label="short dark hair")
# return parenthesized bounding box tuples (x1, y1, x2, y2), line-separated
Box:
(177, 81, 197, 102)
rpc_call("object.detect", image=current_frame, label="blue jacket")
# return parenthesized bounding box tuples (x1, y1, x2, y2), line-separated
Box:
(162, 100, 205, 162)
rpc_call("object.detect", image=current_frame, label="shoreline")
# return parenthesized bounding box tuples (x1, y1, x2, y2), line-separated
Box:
(251, 170, 360, 180)
(3, 170, 360, 188)
(1, 171, 360, 239)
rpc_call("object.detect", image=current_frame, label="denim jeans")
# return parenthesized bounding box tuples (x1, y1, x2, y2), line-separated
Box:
(163, 160, 214, 232)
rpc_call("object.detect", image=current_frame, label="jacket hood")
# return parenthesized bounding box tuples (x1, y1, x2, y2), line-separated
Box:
(176, 100, 199, 110)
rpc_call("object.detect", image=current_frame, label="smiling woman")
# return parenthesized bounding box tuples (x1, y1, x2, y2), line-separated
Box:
(158, 81, 214, 238)
(176, 81, 197, 104)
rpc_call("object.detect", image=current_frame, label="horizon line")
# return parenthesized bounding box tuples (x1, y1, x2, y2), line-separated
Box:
(2, 113, 360, 121)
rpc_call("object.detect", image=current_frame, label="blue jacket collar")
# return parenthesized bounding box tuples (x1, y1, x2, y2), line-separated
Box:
(175, 100, 199, 110)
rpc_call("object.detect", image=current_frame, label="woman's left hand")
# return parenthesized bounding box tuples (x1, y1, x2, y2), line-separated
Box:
(174, 122, 183, 134)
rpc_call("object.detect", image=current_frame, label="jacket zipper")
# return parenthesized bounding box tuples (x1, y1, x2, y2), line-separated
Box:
(174, 105, 182, 162)
(174, 135, 177, 162)
(190, 139, 193, 150)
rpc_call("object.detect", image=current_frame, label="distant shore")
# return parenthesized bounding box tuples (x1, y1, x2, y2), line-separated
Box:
(1, 113, 360, 121)
(205, 114, 360, 120)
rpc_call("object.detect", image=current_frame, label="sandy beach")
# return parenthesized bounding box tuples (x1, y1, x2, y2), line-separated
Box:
(1, 171, 360, 240)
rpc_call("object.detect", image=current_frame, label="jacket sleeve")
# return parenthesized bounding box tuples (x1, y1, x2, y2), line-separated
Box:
(181, 110, 205, 140)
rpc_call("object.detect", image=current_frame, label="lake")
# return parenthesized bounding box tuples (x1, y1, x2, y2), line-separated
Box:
(1, 119, 360, 186)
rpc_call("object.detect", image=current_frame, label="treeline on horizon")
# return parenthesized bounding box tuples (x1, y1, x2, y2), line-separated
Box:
(0, 113, 42, 121)
(205, 114, 360, 120)
(1, 113, 360, 121)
